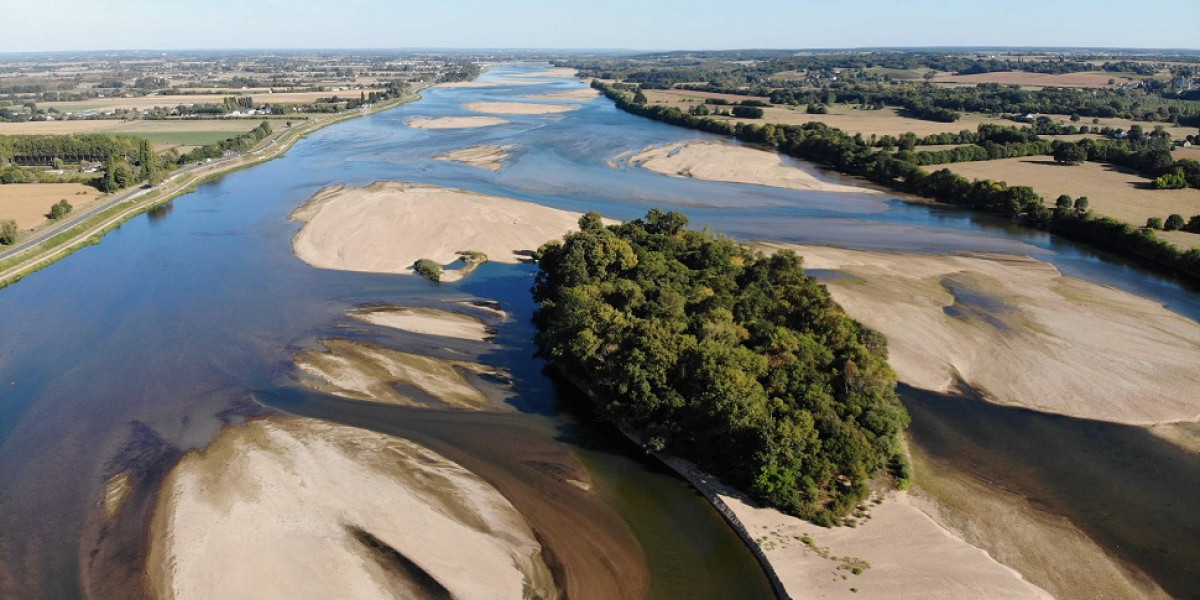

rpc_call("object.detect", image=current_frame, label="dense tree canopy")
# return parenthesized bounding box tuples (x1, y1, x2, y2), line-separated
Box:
(533, 210, 910, 524)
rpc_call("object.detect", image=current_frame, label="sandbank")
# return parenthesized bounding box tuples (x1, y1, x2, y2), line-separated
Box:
(294, 338, 509, 409)
(433, 144, 515, 172)
(523, 88, 601, 101)
(628, 141, 876, 193)
(724, 490, 1053, 600)
(762, 244, 1200, 425)
(290, 181, 593, 275)
(147, 417, 555, 600)
(436, 80, 542, 89)
(463, 102, 579, 115)
(510, 68, 579, 78)
(350, 306, 493, 341)
(405, 116, 510, 129)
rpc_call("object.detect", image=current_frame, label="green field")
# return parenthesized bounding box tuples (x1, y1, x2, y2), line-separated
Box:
(118, 131, 245, 145)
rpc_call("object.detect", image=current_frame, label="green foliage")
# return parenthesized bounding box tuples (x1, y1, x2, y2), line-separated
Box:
(47, 199, 72, 220)
(533, 210, 910, 522)
(1053, 143, 1088, 165)
(456, 250, 488, 266)
(731, 106, 764, 119)
(1155, 168, 1188, 189)
(1146, 217, 1164, 230)
(1165, 214, 1185, 231)
(413, 258, 443, 282)
(0, 219, 17, 245)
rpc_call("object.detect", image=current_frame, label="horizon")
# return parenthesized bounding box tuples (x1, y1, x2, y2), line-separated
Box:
(4, 0, 1198, 54)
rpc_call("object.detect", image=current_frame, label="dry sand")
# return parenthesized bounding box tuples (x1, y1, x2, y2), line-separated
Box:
(628, 141, 876, 194)
(148, 417, 556, 600)
(523, 88, 600, 101)
(294, 338, 509, 409)
(510, 68, 579, 78)
(405, 116, 510, 129)
(463, 102, 579, 115)
(350, 306, 493, 341)
(436, 80, 542, 89)
(723, 490, 1053, 600)
(761, 244, 1200, 425)
(433, 144, 515, 172)
(290, 182, 592, 275)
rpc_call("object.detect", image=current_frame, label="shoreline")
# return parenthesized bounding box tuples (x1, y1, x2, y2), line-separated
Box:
(0, 88, 430, 291)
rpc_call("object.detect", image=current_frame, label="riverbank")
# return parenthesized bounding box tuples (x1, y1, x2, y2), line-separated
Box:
(0, 90, 428, 291)
(289, 182, 594, 277)
(760, 243, 1200, 425)
(147, 416, 557, 600)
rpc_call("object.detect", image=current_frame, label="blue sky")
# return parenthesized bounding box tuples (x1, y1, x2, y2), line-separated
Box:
(3, 0, 1197, 53)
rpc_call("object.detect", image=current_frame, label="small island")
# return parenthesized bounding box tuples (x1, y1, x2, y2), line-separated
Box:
(533, 209, 910, 524)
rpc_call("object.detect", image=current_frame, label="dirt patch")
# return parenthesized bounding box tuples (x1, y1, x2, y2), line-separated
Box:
(0, 183, 101, 229)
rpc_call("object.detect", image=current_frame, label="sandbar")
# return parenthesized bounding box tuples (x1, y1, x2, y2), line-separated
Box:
(294, 338, 509, 409)
(628, 141, 876, 193)
(290, 181, 593, 275)
(464, 102, 579, 115)
(523, 89, 601, 101)
(436, 80, 542, 88)
(762, 244, 1200, 425)
(147, 417, 556, 600)
(724, 490, 1053, 600)
(433, 144, 515, 172)
(510, 68, 580, 78)
(406, 116, 510, 129)
(351, 306, 493, 341)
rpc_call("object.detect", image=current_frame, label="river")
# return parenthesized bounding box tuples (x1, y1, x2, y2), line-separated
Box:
(0, 63, 1195, 600)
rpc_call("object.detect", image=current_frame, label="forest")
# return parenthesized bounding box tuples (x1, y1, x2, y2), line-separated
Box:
(533, 210, 910, 524)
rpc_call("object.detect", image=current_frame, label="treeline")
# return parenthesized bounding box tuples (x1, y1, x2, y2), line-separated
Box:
(595, 82, 1200, 280)
(0, 134, 143, 165)
(533, 210, 910, 524)
(176, 120, 272, 164)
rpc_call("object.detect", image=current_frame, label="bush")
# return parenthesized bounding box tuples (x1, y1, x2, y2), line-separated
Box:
(413, 259, 442, 282)
(0, 219, 17, 245)
(47, 199, 72, 220)
(1165, 214, 1185, 231)
(1053, 143, 1088, 165)
(1186, 215, 1200, 233)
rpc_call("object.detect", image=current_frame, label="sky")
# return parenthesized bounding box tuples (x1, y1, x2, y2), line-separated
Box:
(3, 0, 1198, 53)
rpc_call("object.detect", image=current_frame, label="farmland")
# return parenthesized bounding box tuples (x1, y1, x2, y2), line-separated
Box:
(0, 182, 100, 229)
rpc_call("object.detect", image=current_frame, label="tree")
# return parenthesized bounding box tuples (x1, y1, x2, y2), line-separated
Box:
(1074, 196, 1089, 212)
(632, 90, 649, 105)
(1185, 215, 1200, 233)
(1146, 217, 1164, 230)
(47, 199, 72, 220)
(1165, 214, 1185, 231)
(732, 106, 764, 119)
(1154, 168, 1188, 189)
(0, 219, 17, 245)
(413, 259, 443, 282)
(1053, 143, 1087, 165)
(1054, 194, 1074, 215)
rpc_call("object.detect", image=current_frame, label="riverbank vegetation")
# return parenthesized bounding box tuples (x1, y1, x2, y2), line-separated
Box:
(594, 82, 1200, 278)
(532, 210, 910, 524)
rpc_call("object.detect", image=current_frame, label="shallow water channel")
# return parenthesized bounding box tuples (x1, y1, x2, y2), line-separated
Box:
(0, 64, 1196, 599)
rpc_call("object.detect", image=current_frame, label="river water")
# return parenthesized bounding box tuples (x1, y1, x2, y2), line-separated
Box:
(0, 64, 1195, 599)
